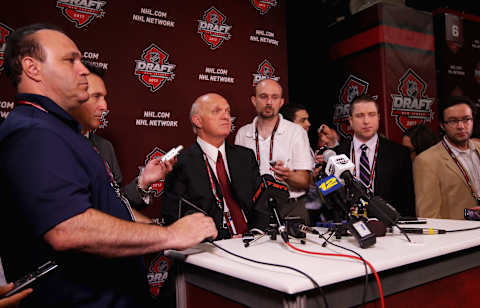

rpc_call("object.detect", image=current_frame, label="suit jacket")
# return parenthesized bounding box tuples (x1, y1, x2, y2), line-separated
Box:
(336, 136, 416, 217)
(89, 133, 147, 210)
(162, 142, 264, 239)
(413, 141, 480, 219)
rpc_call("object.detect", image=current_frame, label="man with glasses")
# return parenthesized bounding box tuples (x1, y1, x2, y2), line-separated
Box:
(414, 96, 480, 219)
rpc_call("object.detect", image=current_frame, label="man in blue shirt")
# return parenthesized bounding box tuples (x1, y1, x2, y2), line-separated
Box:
(0, 23, 217, 308)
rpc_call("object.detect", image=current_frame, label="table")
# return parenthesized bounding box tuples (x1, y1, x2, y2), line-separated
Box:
(166, 218, 480, 307)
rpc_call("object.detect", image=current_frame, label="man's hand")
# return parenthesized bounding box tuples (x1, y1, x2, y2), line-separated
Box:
(166, 213, 218, 250)
(138, 157, 177, 190)
(318, 124, 339, 148)
(0, 283, 32, 308)
(271, 160, 290, 183)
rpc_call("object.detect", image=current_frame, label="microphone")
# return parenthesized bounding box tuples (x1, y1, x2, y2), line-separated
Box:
(268, 196, 289, 243)
(297, 224, 320, 235)
(367, 196, 400, 227)
(325, 154, 355, 184)
(178, 196, 214, 242)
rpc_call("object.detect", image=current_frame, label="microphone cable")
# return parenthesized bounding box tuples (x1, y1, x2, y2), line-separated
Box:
(285, 240, 384, 308)
(443, 226, 480, 233)
(208, 240, 330, 308)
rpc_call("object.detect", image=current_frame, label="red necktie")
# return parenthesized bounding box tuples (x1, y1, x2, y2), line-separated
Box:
(216, 151, 248, 234)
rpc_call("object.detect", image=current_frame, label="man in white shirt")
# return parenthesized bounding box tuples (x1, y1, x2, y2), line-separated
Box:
(235, 79, 313, 224)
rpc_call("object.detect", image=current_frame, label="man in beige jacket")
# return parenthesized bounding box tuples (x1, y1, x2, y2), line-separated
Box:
(414, 96, 480, 219)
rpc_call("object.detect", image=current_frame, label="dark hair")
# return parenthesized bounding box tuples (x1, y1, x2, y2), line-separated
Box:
(349, 94, 379, 116)
(404, 124, 439, 155)
(4, 23, 64, 87)
(439, 96, 474, 123)
(81, 60, 105, 79)
(279, 103, 307, 122)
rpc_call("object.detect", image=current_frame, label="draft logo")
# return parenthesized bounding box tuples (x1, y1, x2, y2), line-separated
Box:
(334, 75, 370, 138)
(391, 68, 434, 132)
(252, 59, 280, 86)
(197, 6, 232, 50)
(0, 23, 13, 72)
(147, 253, 171, 297)
(134, 44, 176, 92)
(144, 147, 167, 196)
(251, 0, 277, 15)
(56, 0, 106, 28)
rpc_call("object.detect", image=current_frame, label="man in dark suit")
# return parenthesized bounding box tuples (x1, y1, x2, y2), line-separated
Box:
(162, 93, 266, 240)
(335, 95, 416, 217)
(71, 62, 164, 210)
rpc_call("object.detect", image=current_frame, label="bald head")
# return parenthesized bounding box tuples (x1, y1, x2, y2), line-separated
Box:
(190, 93, 232, 147)
(254, 79, 283, 97)
(251, 79, 284, 119)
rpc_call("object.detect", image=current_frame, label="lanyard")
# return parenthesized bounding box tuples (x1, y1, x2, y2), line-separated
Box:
(201, 152, 236, 234)
(254, 117, 280, 166)
(17, 100, 48, 112)
(351, 138, 379, 192)
(441, 139, 480, 203)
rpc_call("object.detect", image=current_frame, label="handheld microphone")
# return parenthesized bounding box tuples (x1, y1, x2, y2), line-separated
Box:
(325, 154, 355, 184)
(268, 196, 289, 243)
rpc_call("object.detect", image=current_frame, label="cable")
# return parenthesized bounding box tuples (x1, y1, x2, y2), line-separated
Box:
(286, 241, 385, 308)
(444, 226, 480, 232)
(319, 235, 369, 307)
(209, 241, 330, 308)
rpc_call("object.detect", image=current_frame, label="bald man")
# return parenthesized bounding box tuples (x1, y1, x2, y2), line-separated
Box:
(162, 93, 266, 240)
(235, 79, 313, 224)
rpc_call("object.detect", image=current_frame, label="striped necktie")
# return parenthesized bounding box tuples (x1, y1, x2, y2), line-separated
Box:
(359, 144, 371, 188)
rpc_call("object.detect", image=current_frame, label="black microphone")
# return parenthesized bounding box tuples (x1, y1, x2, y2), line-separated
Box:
(178, 196, 214, 242)
(297, 224, 319, 235)
(367, 196, 400, 227)
(268, 196, 289, 243)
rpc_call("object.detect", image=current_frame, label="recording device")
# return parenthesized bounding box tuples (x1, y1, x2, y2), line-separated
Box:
(161, 145, 184, 162)
(464, 208, 480, 221)
(268, 196, 289, 243)
(1, 261, 58, 298)
(269, 160, 277, 167)
(349, 218, 377, 248)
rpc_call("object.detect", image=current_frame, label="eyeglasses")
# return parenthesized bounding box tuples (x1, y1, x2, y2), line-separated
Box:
(443, 117, 473, 127)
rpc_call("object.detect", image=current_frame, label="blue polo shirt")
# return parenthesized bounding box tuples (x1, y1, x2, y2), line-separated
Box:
(0, 94, 153, 307)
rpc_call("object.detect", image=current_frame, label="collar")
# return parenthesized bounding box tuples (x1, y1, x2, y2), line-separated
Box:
(353, 133, 378, 152)
(196, 136, 226, 162)
(246, 114, 286, 138)
(15, 93, 82, 133)
(443, 136, 474, 155)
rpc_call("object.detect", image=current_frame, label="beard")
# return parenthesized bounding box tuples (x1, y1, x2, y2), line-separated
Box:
(259, 106, 276, 119)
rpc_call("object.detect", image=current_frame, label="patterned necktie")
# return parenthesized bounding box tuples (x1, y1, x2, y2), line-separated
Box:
(359, 144, 371, 188)
(215, 151, 248, 235)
